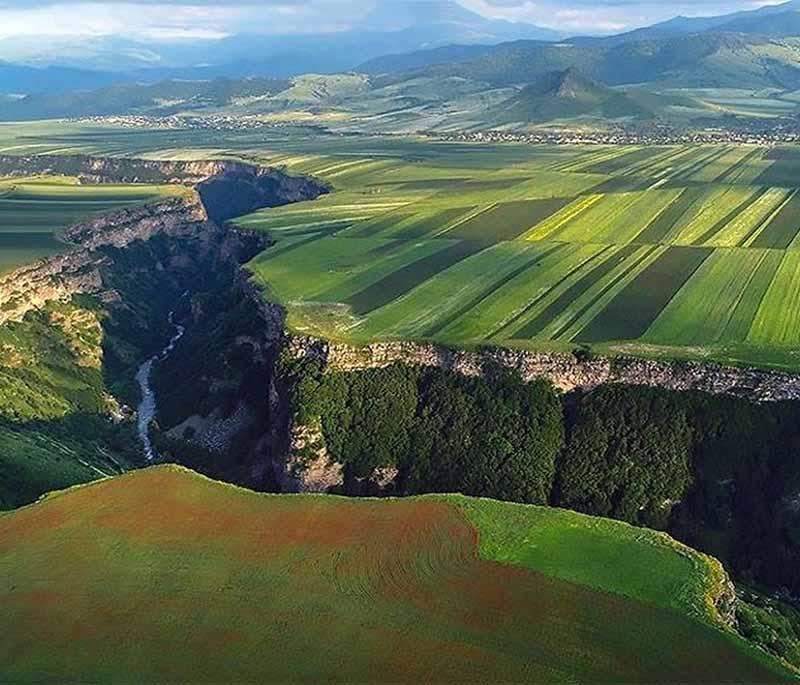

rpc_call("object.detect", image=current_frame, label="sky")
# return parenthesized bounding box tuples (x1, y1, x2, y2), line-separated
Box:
(0, 0, 788, 40)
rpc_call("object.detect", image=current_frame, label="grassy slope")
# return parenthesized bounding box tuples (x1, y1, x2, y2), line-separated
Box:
(0, 175, 190, 505)
(0, 465, 791, 683)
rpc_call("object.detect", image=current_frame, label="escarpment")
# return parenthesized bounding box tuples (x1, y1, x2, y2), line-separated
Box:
(0, 153, 329, 222)
(0, 198, 211, 324)
(0, 154, 300, 186)
(0, 159, 327, 326)
(285, 337, 800, 403)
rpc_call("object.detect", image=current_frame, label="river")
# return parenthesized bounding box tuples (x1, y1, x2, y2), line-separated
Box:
(135, 310, 185, 462)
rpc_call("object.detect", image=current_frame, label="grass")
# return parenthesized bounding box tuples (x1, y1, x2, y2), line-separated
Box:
(229, 139, 800, 369)
(0, 465, 791, 683)
(577, 246, 712, 343)
(644, 249, 769, 345)
(748, 250, 800, 347)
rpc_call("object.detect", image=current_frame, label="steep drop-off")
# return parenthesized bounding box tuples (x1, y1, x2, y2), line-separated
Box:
(0, 157, 326, 507)
(4, 154, 800, 652)
(0, 466, 789, 683)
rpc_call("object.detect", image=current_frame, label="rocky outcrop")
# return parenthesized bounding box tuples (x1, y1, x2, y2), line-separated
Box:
(0, 156, 326, 327)
(62, 196, 209, 249)
(283, 420, 343, 493)
(716, 573, 740, 630)
(285, 337, 800, 403)
(0, 197, 213, 324)
(0, 154, 254, 185)
(0, 154, 328, 224)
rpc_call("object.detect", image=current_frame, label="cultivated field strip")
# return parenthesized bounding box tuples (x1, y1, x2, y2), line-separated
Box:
(436, 244, 599, 342)
(748, 250, 800, 346)
(644, 249, 770, 345)
(353, 242, 545, 340)
(229, 139, 800, 368)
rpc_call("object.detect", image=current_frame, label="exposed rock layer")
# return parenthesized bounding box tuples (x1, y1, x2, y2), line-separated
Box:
(0, 154, 256, 185)
(0, 157, 326, 325)
(286, 338, 800, 403)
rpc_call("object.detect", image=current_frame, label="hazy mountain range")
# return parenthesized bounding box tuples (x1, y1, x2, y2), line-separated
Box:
(7, 0, 800, 129)
(0, 1, 558, 94)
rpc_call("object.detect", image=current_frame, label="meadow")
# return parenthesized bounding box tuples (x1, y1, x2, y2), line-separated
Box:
(0, 174, 184, 275)
(0, 465, 789, 683)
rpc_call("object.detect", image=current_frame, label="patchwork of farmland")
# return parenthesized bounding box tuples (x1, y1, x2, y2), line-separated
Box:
(0, 175, 184, 276)
(239, 143, 800, 369)
(0, 465, 788, 682)
(2, 121, 800, 369)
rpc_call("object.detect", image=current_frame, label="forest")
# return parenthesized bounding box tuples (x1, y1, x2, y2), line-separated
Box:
(285, 357, 800, 598)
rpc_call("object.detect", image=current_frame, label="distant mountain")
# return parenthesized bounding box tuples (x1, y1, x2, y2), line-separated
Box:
(573, 0, 800, 45)
(367, 32, 800, 91)
(0, 0, 560, 93)
(359, 44, 496, 74)
(0, 61, 124, 95)
(362, 0, 501, 31)
(0, 77, 290, 120)
(490, 69, 654, 124)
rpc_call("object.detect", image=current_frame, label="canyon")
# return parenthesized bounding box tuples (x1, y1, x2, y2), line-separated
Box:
(5, 154, 800, 495)
(3, 155, 800, 619)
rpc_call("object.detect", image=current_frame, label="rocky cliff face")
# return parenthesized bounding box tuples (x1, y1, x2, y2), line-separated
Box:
(0, 158, 325, 493)
(0, 157, 326, 327)
(0, 197, 213, 325)
(0, 154, 264, 185)
(285, 337, 800, 404)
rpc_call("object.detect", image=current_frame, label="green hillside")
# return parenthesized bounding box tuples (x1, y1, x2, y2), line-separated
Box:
(373, 33, 800, 91)
(5, 31, 800, 129)
(491, 68, 660, 124)
(0, 465, 790, 682)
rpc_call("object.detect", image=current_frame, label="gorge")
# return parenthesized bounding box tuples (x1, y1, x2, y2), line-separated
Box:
(2, 154, 800, 618)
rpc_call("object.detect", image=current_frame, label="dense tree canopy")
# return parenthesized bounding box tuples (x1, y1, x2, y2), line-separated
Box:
(293, 362, 564, 504)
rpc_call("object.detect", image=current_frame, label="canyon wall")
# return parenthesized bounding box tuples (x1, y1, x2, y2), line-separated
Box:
(0, 197, 214, 324)
(0, 154, 261, 185)
(0, 158, 326, 325)
(285, 337, 800, 403)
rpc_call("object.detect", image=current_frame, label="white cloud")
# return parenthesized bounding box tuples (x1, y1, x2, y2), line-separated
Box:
(0, 0, 789, 40)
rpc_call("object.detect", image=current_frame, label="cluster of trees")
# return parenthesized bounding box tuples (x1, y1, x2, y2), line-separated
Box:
(291, 360, 565, 504)
(287, 359, 800, 596)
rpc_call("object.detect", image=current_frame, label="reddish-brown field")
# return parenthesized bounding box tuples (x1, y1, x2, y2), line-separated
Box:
(0, 466, 789, 683)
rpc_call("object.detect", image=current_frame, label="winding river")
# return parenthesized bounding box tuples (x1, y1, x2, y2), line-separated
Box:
(136, 310, 185, 462)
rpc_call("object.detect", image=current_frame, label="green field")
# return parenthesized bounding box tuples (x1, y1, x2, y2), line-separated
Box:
(226, 141, 800, 370)
(0, 465, 789, 683)
(0, 175, 186, 275)
(3, 123, 800, 368)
